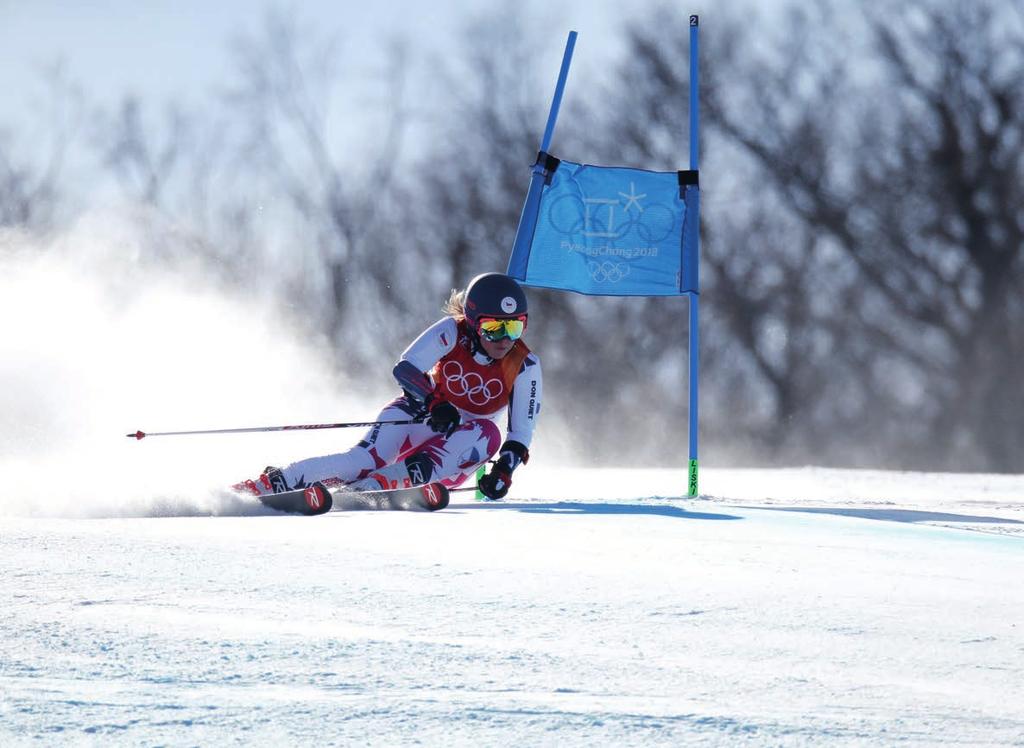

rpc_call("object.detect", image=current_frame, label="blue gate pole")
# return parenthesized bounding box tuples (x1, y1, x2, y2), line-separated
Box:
(541, 31, 577, 153)
(508, 31, 577, 279)
(687, 15, 701, 498)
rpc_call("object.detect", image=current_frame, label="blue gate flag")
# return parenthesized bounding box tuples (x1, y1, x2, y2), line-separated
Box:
(507, 155, 699, 296)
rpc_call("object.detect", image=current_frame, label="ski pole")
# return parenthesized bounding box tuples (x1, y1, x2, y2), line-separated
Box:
(126, 419, 417, 440)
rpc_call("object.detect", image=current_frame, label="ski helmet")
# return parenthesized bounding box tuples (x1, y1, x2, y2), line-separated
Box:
(463, 273, 528, 324)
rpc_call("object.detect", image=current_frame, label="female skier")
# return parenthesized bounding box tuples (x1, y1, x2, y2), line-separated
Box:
(234, 272, 541, 502)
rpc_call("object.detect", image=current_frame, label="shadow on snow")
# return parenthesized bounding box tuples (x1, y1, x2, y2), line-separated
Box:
(757, 506, 1024, 526)
(458, 501, 742, 521)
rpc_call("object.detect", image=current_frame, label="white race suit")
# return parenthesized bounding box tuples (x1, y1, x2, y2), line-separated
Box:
(279, 317, 542, 491)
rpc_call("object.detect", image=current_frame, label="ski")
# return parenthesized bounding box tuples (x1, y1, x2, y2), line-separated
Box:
(256, 481, 334, 515)
(254, 481, 450, 515)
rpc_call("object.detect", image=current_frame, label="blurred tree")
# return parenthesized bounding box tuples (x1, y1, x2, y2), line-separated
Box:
(618, 0, 1024, 470)
(92, 10, 414, 376)
(225, 10, 411, 373)
(0, 63, 82, 234)
(579, 8, 844, 466)
(712, 0, 1024, 471)
(399, 11, 548, 299)
(93, 94, 274, 291)
(99, 97, 189, 207)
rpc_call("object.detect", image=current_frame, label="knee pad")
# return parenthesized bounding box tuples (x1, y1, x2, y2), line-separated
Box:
(404, 452, 435, 485)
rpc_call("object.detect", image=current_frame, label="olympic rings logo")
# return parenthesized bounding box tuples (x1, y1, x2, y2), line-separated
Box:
(442, 361, 504, 406)
(588, 261, 630, 283)
(547, 194, 676, 243)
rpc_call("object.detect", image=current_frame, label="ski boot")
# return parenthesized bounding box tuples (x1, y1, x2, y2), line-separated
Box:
(233, 466, 291, 497)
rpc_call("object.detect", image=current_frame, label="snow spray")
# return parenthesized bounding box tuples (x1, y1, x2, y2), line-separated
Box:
(0, 210, 378, 518)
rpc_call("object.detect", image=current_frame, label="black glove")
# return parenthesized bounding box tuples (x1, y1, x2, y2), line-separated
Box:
(478, 463, 512, 500)
(426, 398, 461, 437)
(478, 440, 529, 501)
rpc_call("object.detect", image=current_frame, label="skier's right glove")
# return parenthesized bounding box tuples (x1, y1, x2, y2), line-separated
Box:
(426, 397, 461, 437)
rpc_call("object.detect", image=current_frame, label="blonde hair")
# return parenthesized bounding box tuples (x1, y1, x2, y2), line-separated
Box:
(443, 288, 467, 321)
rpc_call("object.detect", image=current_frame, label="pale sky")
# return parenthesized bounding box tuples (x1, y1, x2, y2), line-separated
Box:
(0, 0, 734, 201)
(0, 0, 674, 122)
(2, 1, 443, 101)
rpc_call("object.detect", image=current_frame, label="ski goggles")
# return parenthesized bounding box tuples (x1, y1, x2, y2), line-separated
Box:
(477, 315, 527, 342)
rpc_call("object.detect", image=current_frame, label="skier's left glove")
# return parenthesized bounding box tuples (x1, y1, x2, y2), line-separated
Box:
(478, 440, 529, 501)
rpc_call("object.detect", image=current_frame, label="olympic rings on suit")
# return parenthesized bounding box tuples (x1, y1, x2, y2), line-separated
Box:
(441, 361, 504, 407)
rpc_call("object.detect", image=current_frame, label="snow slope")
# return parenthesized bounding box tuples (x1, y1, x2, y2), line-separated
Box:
(2, 231, 1022, 744)
(2, 467, 1023, 746)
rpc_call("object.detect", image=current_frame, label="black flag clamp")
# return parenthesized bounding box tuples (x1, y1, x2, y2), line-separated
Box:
(678, 169, 699, 197)
(534, 151, 562, 185)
